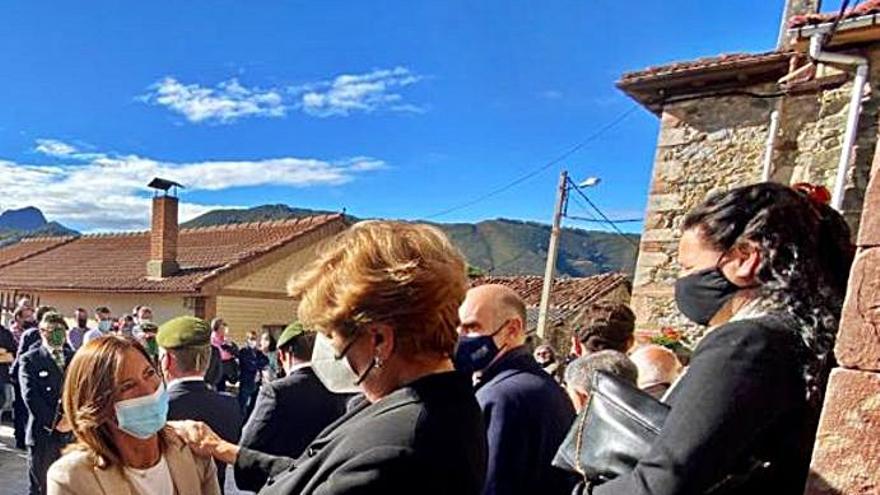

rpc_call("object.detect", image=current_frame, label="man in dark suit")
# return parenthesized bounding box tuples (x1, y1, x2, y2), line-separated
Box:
(157, 316, 242, 493)
(18, 312, 74, 495)
(458, 285, 577, 495)
(235, 322, 350, 492)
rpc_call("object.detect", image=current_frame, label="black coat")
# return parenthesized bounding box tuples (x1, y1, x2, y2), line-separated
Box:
(475, 346, 577, 495)
(592, 316, 816, 495)
(235, 365, 350, 492)
(167, 378, 242, 491)
(0, 325, 15, 385)
(235, 371, 487, 495)
(205, 345, 223, 389)
(18, 345, 74, 447)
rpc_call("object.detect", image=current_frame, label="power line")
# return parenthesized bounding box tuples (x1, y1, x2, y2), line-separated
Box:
(565, 214, 642, 224)
(424, 104, 640, 219)
(565, 176, 640, 248)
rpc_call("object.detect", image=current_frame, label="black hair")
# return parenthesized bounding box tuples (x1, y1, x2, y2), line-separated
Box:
(279, 332, 316, 362)
(682, 182, 854, 404)
(260, 330, 277, 352)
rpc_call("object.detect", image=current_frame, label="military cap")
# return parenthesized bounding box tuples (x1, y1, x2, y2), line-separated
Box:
(40, 311, 68, 328)
(156, 316, 211, 349)
(277, 321, 306, 350)
(139, 322, 159, 334)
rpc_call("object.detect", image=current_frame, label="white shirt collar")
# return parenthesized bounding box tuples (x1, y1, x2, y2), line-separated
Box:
(167, 376, 205, 388)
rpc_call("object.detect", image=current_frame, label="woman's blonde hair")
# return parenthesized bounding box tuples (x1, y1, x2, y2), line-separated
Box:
(61, 335, 167, 469)
(288, 221, 467, 357)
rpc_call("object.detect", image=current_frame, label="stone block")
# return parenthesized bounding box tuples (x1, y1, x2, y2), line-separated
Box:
(636, 251, 669, 269)
(836, 248, 880, 372)
(641, 228, 678, 243)
(857, 166, 880, 247)
(805, 368, 880, 495)
(658, 127, 692, 148)
(647, 193, 682, 212)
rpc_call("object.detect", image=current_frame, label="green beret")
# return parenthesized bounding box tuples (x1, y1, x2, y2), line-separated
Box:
(40, 311, 67, 328)
(139, 322, 159, 334)
(157, 316, 211, 349)
(277, 321, 306, 349)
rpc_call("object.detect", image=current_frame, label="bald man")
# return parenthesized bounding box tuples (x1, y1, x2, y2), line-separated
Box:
(629, 344, 683, 399)
(457, 285, 576, 495)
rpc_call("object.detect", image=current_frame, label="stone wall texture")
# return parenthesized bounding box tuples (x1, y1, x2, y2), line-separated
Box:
(806, 139, 880, 495)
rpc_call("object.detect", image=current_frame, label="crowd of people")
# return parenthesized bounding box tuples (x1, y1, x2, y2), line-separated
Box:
(0, 181, 855, 495)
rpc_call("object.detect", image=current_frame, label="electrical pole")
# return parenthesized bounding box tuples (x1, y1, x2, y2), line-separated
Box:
(537, 170, 568, 340)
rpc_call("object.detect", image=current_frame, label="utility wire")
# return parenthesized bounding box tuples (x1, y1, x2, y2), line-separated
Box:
(565, 214, 642, 224)
(566, 176, 640, 248)
(424, 104, 639, 219)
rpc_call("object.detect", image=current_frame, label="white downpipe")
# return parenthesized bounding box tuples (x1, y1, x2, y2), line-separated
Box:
(761, 110, 780, 181)
(809, 33, 870, 211)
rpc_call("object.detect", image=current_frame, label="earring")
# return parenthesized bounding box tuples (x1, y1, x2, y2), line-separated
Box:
(373, 356, 383, 369)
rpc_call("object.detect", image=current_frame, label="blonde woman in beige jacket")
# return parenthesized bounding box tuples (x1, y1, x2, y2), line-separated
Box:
(47, 335, 219, 495)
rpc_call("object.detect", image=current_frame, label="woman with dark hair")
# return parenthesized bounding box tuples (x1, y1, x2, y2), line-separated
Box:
(589, 182, 854, 495)
(258, 330, 282, 382)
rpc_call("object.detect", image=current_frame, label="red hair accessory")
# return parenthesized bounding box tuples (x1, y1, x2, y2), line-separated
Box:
(792, 183, 832, 206)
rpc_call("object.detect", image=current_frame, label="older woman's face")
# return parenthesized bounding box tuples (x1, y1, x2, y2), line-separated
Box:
(115, 348, 162, 403)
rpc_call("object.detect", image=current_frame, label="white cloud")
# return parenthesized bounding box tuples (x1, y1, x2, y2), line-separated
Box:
(35, 139, 79, 158)
(142, 67, 426, 123)
(0, 141, 385, 231)
(295, 67, 425, 117)
(143, 77, 286, 124)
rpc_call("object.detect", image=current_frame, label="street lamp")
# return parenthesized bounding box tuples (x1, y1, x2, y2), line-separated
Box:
(578, 176, 601, 188)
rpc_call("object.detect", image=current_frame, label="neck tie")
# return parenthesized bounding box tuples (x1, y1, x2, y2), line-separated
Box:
(52, 350, 65, 372)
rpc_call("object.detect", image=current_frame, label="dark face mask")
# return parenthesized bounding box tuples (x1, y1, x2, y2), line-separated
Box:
(674, 266, 741, 326)
(453, 321, 507, 374)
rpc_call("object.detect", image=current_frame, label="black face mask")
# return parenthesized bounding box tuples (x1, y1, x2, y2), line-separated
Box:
(674, 266, 741, 326)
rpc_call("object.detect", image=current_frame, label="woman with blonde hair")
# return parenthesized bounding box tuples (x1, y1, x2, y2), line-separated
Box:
(46, 335, 219, 495)
(175, 220, 487, 494)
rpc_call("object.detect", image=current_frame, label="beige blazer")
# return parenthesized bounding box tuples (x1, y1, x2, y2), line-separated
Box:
(46, 433, 220, 495)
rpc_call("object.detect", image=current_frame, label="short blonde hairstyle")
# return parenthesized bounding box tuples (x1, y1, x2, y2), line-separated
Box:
(288, 221, 467, 357)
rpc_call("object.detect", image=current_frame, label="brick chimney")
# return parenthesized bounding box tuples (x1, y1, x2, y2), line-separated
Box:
(146, 178, 182, 279)
(777, 0, 821, 48)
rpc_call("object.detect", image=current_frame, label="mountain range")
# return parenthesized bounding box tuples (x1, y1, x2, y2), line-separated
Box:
(0, 205, 640, 276)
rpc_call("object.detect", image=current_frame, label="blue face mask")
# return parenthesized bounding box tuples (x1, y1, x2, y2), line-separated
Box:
(453, 321, 507, 374)
(114, 382, 169, 439)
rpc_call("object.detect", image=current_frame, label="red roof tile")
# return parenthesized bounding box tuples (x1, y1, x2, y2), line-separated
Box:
(471, 272, 629, 327)
(0, 215, 343, 293)
(618, 51, 792, 86)
(0, 236, 77, 270)
(790, 0, 880, 28)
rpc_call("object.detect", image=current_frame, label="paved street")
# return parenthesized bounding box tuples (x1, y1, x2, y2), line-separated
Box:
(1, 422, 245, 494)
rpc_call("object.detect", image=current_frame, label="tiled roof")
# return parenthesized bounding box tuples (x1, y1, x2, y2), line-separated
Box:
(471, 272, 629, 328)
(0, 236, 77, 270)
(618, 51, 792, 86)
(0, 214, 343, 293)
(790, 1, 880, 28)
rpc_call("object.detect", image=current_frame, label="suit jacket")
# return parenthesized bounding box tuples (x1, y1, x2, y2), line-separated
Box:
(235, 371, 487, 495)
(46, 430, 220, 495)
(475, 346, 577, 495)
(205, 345, 223, 389)
(0, 325, 15, 385)
(592, 316, 816, 495)
(11, 327, 41, 383)
(18, 344, 74, 446)
(235, 365, 350, 492)
(167, 378, 242, 491)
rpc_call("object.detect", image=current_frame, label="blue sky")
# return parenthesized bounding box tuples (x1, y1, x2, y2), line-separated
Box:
(0, 1, 794, 233)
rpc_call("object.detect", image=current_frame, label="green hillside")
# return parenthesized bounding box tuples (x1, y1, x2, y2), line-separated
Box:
(183, 205, 640, 277)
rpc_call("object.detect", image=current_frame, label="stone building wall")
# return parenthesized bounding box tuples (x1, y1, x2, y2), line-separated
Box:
(805, 141, 880, 495)
(631, 60, 880, 338)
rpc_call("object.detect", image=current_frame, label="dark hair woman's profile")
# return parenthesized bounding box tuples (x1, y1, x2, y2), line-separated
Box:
(588, 182, 854, 495)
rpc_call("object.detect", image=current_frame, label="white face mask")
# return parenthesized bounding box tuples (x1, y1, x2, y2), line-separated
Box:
(98, 320, 112, 332)
(310, 332, 362, 394)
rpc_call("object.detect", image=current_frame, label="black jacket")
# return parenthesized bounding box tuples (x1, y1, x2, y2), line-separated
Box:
(475, 346, 577, 495)
(167, 378, 242, 491)
(592, 316, 816, 495)
(235, 365, 350, 492)
(18, 345, 74, 446)
(0, 325, 15, 385)
(235, 371, 487, 495)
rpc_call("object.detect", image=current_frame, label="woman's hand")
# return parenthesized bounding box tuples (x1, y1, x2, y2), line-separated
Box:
(168, 420, 240, 465)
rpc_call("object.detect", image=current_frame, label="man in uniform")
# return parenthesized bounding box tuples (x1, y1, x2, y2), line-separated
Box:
(235, 322, 350, 492)
(157, 316, 242, 493)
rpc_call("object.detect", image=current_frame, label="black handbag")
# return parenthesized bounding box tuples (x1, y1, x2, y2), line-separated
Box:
(552, 370, 670, 483)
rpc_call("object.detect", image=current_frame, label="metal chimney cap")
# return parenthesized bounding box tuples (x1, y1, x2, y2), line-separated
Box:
(147, 177, 184, 196)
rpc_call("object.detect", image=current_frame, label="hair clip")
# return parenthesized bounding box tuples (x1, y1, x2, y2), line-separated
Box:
(791, 182, 832, 206)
